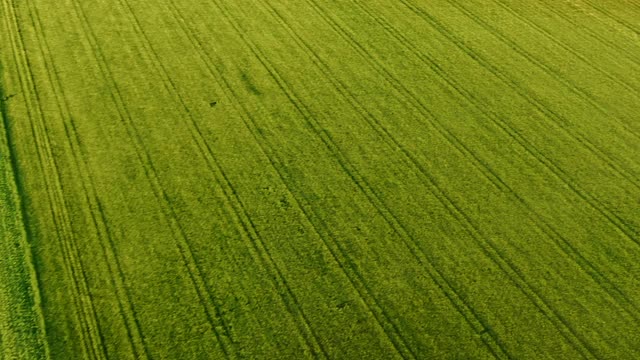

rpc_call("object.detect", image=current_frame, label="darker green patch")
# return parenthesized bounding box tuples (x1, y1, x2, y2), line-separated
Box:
(240, 71, 263, 96)
(336, 301, 350, 310)
(278, 196, 290, 209)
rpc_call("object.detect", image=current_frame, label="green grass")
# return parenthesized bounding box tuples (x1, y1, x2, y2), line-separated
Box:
(1, 0, 639, 358)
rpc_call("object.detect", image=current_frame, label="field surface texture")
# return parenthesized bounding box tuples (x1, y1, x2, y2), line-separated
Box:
(1, 0, 640, 358)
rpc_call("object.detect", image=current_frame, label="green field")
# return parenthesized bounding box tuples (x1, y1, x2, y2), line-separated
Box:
(1, 0, 640, 358)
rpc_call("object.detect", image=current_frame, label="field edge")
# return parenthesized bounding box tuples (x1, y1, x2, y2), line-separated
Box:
(0, 52, 50, 360)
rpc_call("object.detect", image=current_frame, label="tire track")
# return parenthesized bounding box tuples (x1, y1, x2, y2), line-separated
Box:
(235, 1, 521, 358)
(124, 1, 333, 357)
(167, 0, 447, 357)
(263, 0, 640, 332)
(369, 0, 640, 352)
(252, 0, 625, 357)
(315, 0, 640, 214)
(99, 0, 328, 356)
(531, 0, 640, 66)
(177, 0, 558, 357)
(396, 0, 640, 244)
(248, 0, 636, 356)
(623, 0, 640, 12)
(450, 0, 640, 134)
(209, 2, 488, 358)
(109, 0, 240, 352)
(160, 0, 412, 357)
(490, 0, 640, 96)
(4, 1, 108, 358)
(580, 0, 640, 36)
(0, 5, 51, 360)
(0, 100, 50, 360)
(414, 0, 640, 184)
(449, 0, 640, 139)
(64, 0, 233, 357)
(21, 0, 151, 357)
(419, 0, 640, 222)
(0, 38, 50, 360)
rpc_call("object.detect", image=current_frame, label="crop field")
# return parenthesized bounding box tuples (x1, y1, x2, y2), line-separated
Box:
(1, 0, 640, 358)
